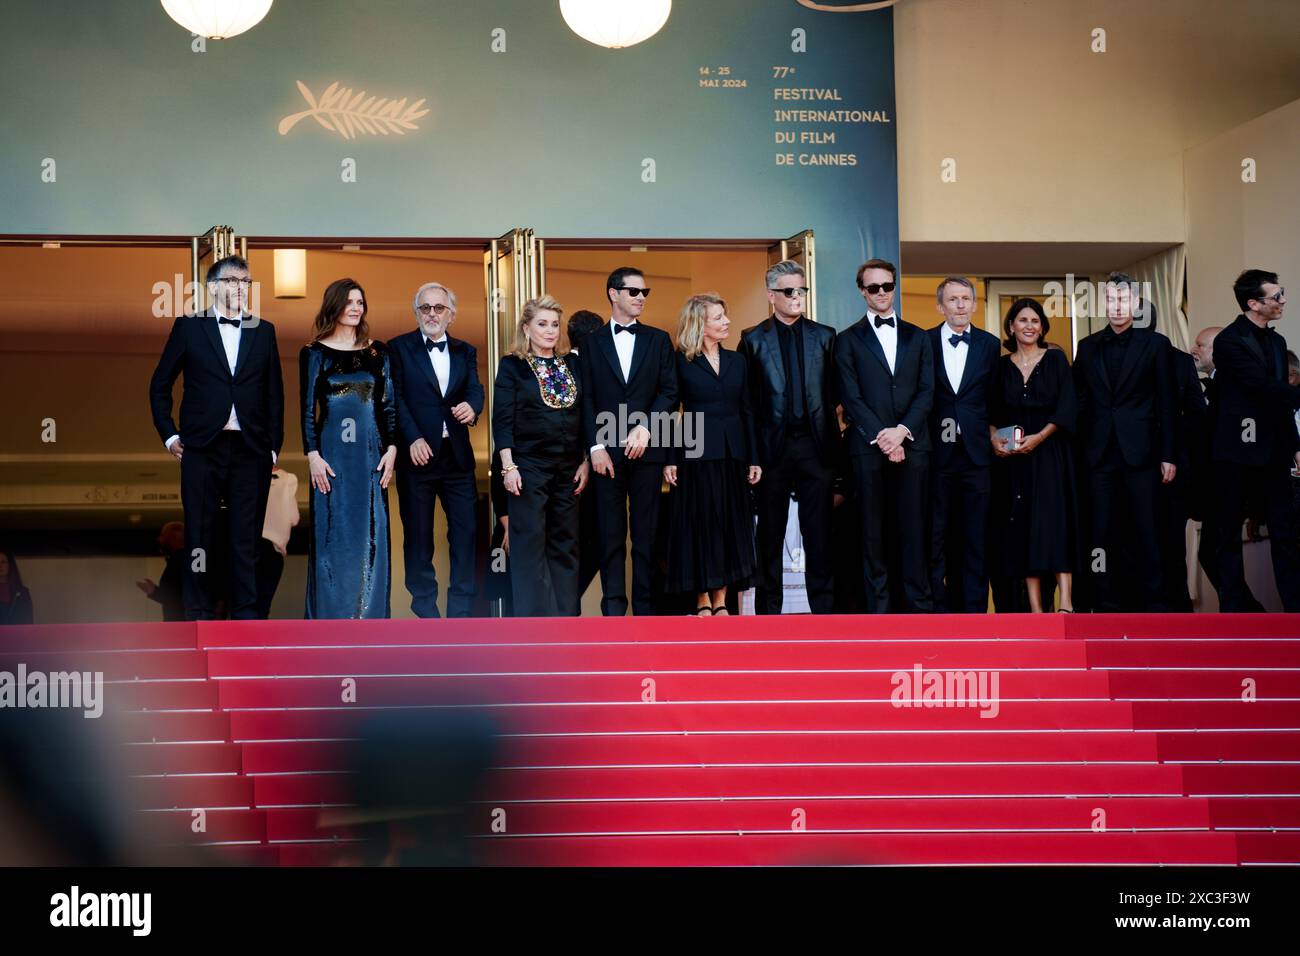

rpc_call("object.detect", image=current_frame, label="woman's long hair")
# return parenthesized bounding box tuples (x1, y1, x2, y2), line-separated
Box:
(311, 278, 370, 346)
(1003, 297, 1050, 352)
(676, 293, 726, 361)
(510, 295, 568, 359)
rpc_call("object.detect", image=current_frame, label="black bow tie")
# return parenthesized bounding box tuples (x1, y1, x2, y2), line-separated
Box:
(948, 330, 971, 347)
(426, 337, 447, 352)
(873, 315, 895, 329)
(614, 323, 639, 335)
(217, 316, 241, 328)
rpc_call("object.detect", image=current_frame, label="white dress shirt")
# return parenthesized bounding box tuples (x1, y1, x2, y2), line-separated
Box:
(941, 322, 970, 394)
(592, 318, 639, 453)
(866, 310, 899, 374)
(426, 333, 452, 437)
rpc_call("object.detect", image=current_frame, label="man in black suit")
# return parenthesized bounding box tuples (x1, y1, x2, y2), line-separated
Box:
(1073, 273, 1177, 611)
(834, 258, 935, 613)
(738, 260, 838, 614)
(149, 255, 284, 620)
(389, 282, 484, 618)
(1204, 270, 1300, 611)
(926, 276, 1000, 613)
(580, 267, 678, 616)
(567, 310, 606, 602)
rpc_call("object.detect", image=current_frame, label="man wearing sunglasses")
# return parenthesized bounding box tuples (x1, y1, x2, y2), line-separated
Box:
(738, 259, 839, 614)
(580, 267, 678, 616)
(1203, 269, 1300, 611)
(388, 282, 484, 618)
(834, 258, 935, 613)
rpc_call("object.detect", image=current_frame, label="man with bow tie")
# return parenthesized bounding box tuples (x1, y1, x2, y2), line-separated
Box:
(149, 255, 284, 620)
(1203, 270, 1300, 611)
(388, 282, 484, 618)
(926, 276, 1000, 612)
(834, 258, 935, 613)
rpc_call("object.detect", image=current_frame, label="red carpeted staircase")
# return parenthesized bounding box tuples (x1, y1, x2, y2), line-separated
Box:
(3, 614, 1299, 866)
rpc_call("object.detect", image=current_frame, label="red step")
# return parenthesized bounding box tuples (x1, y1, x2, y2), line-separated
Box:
(1086, 640, 1300, 667)
(1106, 670, 1300, 699)
(136, 808, 267, 844)
(109, 679, 219, 710)
(123, 742, 243, 775)
(1234, 833, 1300, 863)
(0, 622, 198, 652)
(119, 710, 231, 743)
(1207, 797, 1300, 829)
(1156, 731, 1300, 761)
(0, 648, 209, 680)
(1132, 701, 1300, 730)
(1067, 614, 1300, 639)
(252, 773, 356, 808)
(129, 774, 253, 810)
(1180, 764, 1300, 795)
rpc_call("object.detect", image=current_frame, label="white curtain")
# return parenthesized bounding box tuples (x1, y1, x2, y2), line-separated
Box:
(1120, 245, 1190, 352)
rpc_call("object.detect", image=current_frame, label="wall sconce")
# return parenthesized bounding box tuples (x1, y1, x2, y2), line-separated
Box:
(273, 248, 307, 299)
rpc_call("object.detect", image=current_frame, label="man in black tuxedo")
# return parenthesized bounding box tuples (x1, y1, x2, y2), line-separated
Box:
(738, 260, 838, 614)
(834, 258, 935, 613)
(1204, 270, 1300, 611)
(148, 255, 284, 620)
(389, 282, 484, 618)
(1073, 273, 1177, 611)
(580, 267, 678, 616)
(926, 276, 1000, 612)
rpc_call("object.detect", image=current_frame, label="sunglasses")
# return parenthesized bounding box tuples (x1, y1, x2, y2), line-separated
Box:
(618, 287, 651, 298)
(859, 282, 896, 294)
(769, 287, 809, 298)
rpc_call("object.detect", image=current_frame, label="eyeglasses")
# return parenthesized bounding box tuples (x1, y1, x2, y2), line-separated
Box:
(1259, 288, 1286, 304)
(417, 303, 453, 316)
(214, 277, 252, 287)
(769, 287, 809, 298)
(859, 282, 896, 294)
(618, 287, 651, 298)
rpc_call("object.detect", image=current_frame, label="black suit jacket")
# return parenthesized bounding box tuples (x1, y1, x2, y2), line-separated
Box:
(670, 349, 757, 466)
(1074, 326, 1176, 468)
(148, 309, 284, 456)
(926, 323, 1001, 468)
(1209, 314, 1300, 468)
(388, 329, 484, 472)
(834, 314, 934, 457)
(579, 322, 678, 465)
(738, 316, 838, 465)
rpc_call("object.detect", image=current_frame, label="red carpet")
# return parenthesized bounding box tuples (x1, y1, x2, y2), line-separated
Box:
(3, 613, 1298, 866)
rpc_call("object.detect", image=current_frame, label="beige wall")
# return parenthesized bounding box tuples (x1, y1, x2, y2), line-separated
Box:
(895, 0, 1300, 246)
(1184, 96, 1300, 345)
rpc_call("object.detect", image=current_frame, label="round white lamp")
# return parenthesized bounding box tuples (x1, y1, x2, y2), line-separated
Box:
(559, 0, 672, 50)
(273, 249, 307, 300)
(160, 0, 274, 40)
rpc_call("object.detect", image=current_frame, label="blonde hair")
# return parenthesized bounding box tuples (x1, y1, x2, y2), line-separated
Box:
(676, 293, 727, 361)
(511, 294, 568, 358)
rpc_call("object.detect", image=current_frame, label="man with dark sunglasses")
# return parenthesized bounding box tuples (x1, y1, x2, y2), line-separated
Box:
(579, 266, 678, 615)
(739, 259, 839, 614)
(834, 258, 935, 612)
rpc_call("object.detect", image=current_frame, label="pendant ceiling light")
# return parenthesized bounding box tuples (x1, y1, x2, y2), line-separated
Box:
(559, 0, 672, 50)
(160, 0, 274, 40)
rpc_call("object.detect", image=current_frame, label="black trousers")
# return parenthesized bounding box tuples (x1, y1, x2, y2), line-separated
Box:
(577, 482, 601, 602)
(1205, 460, 1300, 612)
(396, 454, 478, 618)
(179, 431, 272, 620)
(852, 447, 932, 613)
(929, 444, 991, 613)
(755, 430, 835, 614)
(1156, 479, 1194, 612)
(592, 457, 662, 616)
(1086, 443, 1166, 611)
(254, 539, 284, 620)
(509, 458, 581, 617)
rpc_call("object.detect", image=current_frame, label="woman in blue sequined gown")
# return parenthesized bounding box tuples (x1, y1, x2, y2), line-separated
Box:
(299, 278, 398, 619)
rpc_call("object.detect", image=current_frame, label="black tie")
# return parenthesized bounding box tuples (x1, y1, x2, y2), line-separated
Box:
(873, 314, 895, 329)
(949, 330, 970, 347)
(615, 323, 639, 335)
(426, 337, 447, 352)
(217, 316, 241, 328)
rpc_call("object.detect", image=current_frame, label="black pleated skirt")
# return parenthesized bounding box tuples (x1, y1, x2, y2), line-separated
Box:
(665, 458, 757, 594)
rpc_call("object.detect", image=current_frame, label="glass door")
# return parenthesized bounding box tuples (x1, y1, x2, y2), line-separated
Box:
(984, 278, 1079, 358)
(190, 225, 245, 313)
(768, 229, 816, 323)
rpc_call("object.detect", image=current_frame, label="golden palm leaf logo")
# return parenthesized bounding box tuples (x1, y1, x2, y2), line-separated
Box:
(278, 81, 430, 140)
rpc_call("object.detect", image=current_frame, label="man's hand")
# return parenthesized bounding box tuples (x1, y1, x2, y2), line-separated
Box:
(574, 459, 590, 495)
(887, 445, 906, 464)
(591, 447, 615, 478)
(168, 439, 184, 461)
(135, 578, 157, 597)
(410, 438, 432, 466)
(875, 425, 908, 455)
(624, 424, 652, 460)
(747, 465, 762, 485)
(663, 464, 678, 487)
(450, 402, 475, 425)
(1160, 461, 1177, 484)
(377, 446, 397, 489)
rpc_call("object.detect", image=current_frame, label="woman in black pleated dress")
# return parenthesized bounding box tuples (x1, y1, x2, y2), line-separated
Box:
(988, 297, 1080, 612)
(492, 295, 590, 617)
(664, 294, 762, 615)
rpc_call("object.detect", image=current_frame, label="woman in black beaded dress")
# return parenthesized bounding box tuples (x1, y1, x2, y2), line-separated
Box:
(299, 278, 397, 619)
(492, 294, 589, 616)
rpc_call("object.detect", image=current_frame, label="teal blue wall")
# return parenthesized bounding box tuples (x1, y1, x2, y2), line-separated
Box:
(0, 0, 898, 327)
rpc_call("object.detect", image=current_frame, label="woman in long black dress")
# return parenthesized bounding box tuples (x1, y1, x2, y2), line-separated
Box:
(300, 278, 397, 619)
(988, 297, 1080, 612)
(492, 295, 590, 616)
(663, 294, 762, 615)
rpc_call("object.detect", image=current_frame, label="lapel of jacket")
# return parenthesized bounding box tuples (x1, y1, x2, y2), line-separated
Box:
(413, 333, 445, 399)
(931, 326, 957, 397)
(955, 331, 991, 397)
(1231, 315, 1270, 372)
(756, 318, 786, 394)
(1091, 333, 1113, 395)
(231, 316, 256, 380)
(858, 315, 892, 378)
(199, 308, 233, 379)
(596, 323, 626, 386)
(626, 324, 650, 387)
(446, 337, 465, 397)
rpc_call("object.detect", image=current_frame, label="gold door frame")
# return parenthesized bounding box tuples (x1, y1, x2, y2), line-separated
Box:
(768, 229, 817, 323)
(190, 226, 246, 313)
